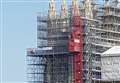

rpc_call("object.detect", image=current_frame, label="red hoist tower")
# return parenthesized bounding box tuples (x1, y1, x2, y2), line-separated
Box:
(68, 0, 83, 83)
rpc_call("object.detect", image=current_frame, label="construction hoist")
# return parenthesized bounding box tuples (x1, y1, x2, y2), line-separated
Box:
(68, 0, 83, 83)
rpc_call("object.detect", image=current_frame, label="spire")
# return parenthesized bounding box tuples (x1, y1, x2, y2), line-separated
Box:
(48, 0, 56, 19)
(72, 0, 80, 16)
(104, 0, 109, 15)
(60, 0, 67, 18)
(84, 0, 93, 19)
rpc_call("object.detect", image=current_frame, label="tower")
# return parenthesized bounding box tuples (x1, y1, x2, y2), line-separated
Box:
(60, 0, 67, 18)
(48, 0, 56, 18)
(72, 0, 80, 16)
(84, 0, 93, 19)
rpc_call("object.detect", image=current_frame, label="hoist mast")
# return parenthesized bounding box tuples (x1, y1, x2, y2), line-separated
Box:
(68, 0, 83, 83)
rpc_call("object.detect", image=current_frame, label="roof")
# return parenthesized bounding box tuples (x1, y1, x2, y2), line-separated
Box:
(102, 46, 120, 56)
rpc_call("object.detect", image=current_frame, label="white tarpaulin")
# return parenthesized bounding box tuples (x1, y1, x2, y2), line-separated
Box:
(101, 46, 120, 81)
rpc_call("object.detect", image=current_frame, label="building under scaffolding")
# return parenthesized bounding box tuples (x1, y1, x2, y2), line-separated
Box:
(27, 0, 120, 83)
(27, 0, 72, 82)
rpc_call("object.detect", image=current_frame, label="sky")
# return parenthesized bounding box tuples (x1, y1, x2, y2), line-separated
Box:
(1, 0, 70, 82)
(1, 0, 49, 82)
(0, 0, 110, 82)
(1, 0, 118, 82)
(0, 0, 107, 82)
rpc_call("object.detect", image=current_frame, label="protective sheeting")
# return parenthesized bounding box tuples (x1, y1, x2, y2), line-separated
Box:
(102, 46, 120, 56)
(101, 46, 120, 81)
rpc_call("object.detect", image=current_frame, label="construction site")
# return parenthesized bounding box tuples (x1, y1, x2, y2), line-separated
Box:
(26, 0, 120, 83)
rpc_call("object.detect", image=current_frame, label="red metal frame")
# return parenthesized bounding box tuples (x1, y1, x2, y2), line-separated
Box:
(68, 16, 83, 83)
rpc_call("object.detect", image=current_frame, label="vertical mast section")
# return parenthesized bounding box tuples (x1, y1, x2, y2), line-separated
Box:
(48, 0, 56, 18)
(84, 0, 93, 83)
(69, 0, 83, 83)
(60, 0, 67, 18)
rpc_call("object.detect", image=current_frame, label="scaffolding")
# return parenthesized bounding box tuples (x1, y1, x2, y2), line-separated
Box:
(27, 13, 72, 83)
(79, 0, 102, 83)
(27, 49, 46, 83)
(27, 0, 120, 83)
(45, 16, 71, 83)
(97, 0, 120, 82)
(27, 0, 72, 82)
